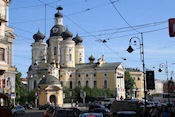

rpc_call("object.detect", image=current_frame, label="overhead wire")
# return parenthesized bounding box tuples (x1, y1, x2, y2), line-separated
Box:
(108, 0, 140, 34)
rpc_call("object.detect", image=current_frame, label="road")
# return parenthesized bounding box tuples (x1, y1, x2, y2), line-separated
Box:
(13, 109, 44, 117)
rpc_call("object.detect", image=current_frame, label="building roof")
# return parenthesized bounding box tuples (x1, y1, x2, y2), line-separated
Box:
(72, 34, 83, 44)
(125, 68, 141, 72)
(75, 62, 122, 70)
(50, 25, 65, 37)
(39, 75, 61, 85)
(61, 28, 73, 40)
(33, 30, 45, 42)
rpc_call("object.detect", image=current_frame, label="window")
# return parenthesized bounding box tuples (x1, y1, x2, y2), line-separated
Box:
(78, 81, 81, 87)
(60, 75, 63, 77)
(94, 73, 96, 77)
(86, 81, 89, 87)
(104, 73, 107, 76)
(70, 74, 72, 77)
(70, 81, 72, 89)
(69, 54, 72, 61)
(94, 80, 97, 88)
(138, 77, 140, 80)
(78, 74, 81, 77)
(86, 74, 88, 77)
(79, 58, 82, 62)
(80, 53, 82, 56)
(104, 80, 107, 89)
(54, 47, 57, 55)
(0, 48, 5, 61)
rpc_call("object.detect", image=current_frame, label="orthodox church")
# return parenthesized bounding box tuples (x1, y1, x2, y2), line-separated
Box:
(27, 7, 125, 106)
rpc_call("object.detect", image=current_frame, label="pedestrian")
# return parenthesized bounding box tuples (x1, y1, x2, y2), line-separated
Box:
(161, 107, 171, 117)
(75, 101, 79, 108)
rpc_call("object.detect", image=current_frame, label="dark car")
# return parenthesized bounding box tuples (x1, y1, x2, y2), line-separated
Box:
(92, 108, 110, 117)
(39, 104, 50, 110)
(88, 103, 105, 112)
(54, 109, 75, 117)
(23, 104, 32, 110)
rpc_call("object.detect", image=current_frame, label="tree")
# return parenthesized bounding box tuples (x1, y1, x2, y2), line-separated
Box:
(15, 72, 27, 104)
(125, 71, 135, 95)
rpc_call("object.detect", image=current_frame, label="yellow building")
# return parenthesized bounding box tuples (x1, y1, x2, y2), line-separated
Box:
(127, 69, 144, 100)
(0, 0, 17, 105)
(27, 6, 125, 106)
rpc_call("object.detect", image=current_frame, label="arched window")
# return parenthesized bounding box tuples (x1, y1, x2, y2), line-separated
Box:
(86, 80, 89, 87)
(34, 80, 36, 88)
(70, 81, 73, 89)
(104, 80, 107, 89)
(94, 80, 97, 88)
(78, 81, 81, 87)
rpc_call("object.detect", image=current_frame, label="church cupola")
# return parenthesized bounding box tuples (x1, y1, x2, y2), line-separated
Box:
(55, 6, 63, 25)
(73, 34, 85, 64)
(89, 55, 95, 64)
(61, 28, 73, 40)
(60, 28, 75, 67)
(50, 6, 65, 37)
(31, 30, 47, 65)
(33, 30, 45, 42)
(72, 34, 83, 45)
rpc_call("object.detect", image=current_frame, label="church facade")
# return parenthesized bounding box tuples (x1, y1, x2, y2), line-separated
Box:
(27, 7, 125, 106)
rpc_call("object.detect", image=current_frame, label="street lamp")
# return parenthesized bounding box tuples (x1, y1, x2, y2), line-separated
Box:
(158, 62, 168, 80)
(126, 32, 147, 108)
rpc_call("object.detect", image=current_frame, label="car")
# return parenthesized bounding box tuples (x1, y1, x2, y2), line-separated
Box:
(80, 113, 103, 117)
(39, 104, 50, 110)
(88, 103, 105, 112)
(23, 104, 32, 110)
(91, 108, 110, 117)
(113, 111, 137, 117)
(11, 105, 25, 116)
(54, 108, 76, 117)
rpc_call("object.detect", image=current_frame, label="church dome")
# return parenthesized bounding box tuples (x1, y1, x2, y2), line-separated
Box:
(72, 34, 83, 44)
(50, 25, 65, 37)
(55, 6, 63, 18)
(39, 75, 61, 85)
(33, 30, 45, 42)
(61, 28, 73, 39)
(89, 55, 95, 61)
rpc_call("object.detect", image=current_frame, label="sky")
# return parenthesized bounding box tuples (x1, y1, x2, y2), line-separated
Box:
(8, 0, 175, 80)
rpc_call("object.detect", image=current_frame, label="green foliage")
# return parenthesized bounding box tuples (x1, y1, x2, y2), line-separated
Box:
(125, 71, 135, 90)
(15, 72, 27, 104)
(63, 87, 113, 102)
(28, 89, 36, 104)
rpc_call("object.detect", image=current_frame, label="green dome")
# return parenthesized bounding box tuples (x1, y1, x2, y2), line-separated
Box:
(39, 75, 61, 85)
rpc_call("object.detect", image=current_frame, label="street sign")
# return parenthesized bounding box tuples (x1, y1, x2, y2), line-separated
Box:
(169, 18, 175, 37)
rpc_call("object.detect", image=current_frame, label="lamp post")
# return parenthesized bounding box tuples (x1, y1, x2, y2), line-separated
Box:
(126, 32, 147, 108)
(158, 62, 168, 80)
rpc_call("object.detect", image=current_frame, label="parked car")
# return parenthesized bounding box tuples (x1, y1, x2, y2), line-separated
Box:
(23, 104, 32, 110)
(113, 111, 137, 117)
(88, 103, 105, 112)
(39, 104, 50, 110)
(12, 105, 25, 116)
(54, 108, 76, 117)
(80, 113, 103, 117)
(91, 108, 110, 117)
